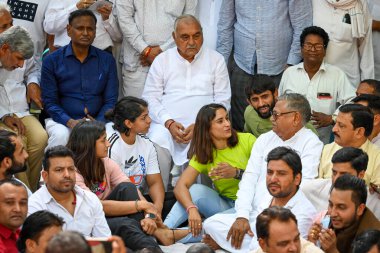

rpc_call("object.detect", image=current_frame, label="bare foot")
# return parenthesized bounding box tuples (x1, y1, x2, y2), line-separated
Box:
(155, 216, 169, 229)
(154, 228, 189, 246)
(202, 234, 221, 250)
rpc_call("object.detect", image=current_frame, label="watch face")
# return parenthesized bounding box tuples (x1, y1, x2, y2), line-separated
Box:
(146, 213, 156, 219)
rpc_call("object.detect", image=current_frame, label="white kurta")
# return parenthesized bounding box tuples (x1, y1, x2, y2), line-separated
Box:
(367, 0, 380, 79)
(195, 0, 222, 50)
(235, 128, 323, 220)
(312, 0, 374, 87)
(203, 189, 317, 253)
(142, 46, 231, 165)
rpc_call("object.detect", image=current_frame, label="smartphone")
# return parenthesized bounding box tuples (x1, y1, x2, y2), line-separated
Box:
(87, 237, 112, 253)
(321, 215, 331, 229)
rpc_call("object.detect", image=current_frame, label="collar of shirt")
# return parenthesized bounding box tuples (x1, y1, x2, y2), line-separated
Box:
(297, 61, 327, 73)
(174, 45, 204, 63)
(0, 224, 19, 240)
(64, 42, 98, 61)
(40, 185, 85, 208)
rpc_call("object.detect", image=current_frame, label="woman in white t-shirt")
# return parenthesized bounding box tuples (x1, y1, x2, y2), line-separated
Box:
(105, 96, 175, 219)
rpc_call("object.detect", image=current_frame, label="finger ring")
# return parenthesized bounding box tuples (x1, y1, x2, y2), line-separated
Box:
(198, 223, 201, 226)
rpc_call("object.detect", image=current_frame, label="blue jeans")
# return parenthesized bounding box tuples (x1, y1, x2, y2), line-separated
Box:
(164, 184, 235, 243)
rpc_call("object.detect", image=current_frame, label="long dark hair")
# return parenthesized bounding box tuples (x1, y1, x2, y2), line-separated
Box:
(105, 96, 148, 136)
(66, 121, 106, 187)
(187, 103, 238, 164)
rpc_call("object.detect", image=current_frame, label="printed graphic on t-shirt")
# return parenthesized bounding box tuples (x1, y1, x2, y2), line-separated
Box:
(123, 155, 147, 187)
(7, 0, 37, 22)
(90, 181, 107, 196)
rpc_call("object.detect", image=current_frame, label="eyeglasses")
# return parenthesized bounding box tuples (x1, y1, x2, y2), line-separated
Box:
(303, 43, 324, 51)
(271, 111, 297, 121)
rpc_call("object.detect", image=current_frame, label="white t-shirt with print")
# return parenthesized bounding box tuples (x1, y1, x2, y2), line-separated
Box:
(106, 123, 160, 193)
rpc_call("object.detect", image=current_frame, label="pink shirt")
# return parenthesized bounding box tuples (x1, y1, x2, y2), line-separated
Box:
(76, 158, 129, 200)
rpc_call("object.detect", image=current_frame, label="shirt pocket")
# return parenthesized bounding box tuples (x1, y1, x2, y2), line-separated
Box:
(335, 21, 353, 43)
(164, 1, 185, 17)
(191, 74, 214, 95)
(316, 97, 334, 114)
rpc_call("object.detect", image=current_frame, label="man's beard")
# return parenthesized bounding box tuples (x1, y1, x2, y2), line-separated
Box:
(253, 99, 275, 119)
(5, 162, 27, 178)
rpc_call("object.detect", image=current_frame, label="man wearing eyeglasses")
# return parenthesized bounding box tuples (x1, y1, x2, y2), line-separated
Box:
(279, 26, 356, 144)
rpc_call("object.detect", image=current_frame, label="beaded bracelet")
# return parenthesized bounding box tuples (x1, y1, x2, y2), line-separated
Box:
(186, 205, 198, 214)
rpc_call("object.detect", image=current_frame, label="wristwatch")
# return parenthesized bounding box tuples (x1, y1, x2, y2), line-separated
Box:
(145, 213, 156, 219)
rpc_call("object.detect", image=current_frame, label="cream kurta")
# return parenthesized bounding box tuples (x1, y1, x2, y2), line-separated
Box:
(312, 0, 374, 87)
(142, 46, 231, 165)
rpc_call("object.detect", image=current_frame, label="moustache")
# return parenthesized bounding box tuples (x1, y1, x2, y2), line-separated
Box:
(268, 183, 280, 188)
(187, 45, 197, 49)
(333, 132, 340, 138)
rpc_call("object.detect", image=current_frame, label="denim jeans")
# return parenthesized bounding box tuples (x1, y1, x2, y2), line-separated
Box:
(164, 184, 235, 243)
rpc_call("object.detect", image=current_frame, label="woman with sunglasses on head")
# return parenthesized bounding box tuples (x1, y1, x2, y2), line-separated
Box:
(67, 121, 188, 250)
(164, 103, 256, 242)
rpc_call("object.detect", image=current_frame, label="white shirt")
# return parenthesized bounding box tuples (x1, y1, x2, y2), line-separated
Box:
(368, 0, 380, 79)
(28, 185, 111, 237)
(0, 58, 40, 118)
(251, 238, 324, 253)
(142, 46, 231, 165)
(44, 0, 121, 49)
(235, 128, 323, 219)
(106, 123, 160, 193)
(195, 0, 222, 50)
(301, 178, 380, 220)
(313, 0, 374, 87)
(372, 132, 380, 148)
(279, 62, 355, 115)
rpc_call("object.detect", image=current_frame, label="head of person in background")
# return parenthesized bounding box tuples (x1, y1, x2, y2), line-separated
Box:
(0, 130, 29, 180)
(0, 179, 28, 251)
(186, 244, 215, 253)
(17, 210, 64, 253)
(45, 231, 91, 253)
(352, 229, 380, 253)
(172, 14, 203, 63)
(67, 9, 97, 50)
(256, 206, 301, 253)
(0, 25, 33, 70)
(352, 94, 380, 146)
(333, 104, 373, 148)
(331, 147, 368, 185)
(356, 79, 380, 97)
(0, 3, 13, 33)
(245, 74, 277, 119)
(300, 26, 329, 68)
(271, 93, 311, 141)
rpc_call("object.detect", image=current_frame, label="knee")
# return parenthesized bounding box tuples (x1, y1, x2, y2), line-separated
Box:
(189, 184, 210, 198)
(115, 182, 138, 194)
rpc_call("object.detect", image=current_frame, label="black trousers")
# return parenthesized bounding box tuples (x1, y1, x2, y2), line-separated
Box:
(106, 182, 163, 252)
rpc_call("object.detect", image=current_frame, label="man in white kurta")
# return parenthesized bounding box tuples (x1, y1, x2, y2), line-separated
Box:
(203, 94, 322, 252)
(203, 145, 318, 253)
(312, 0, 374, 87)
(279, 26, 355, 144)
(367, 0, 380, 79)
(142, 15, 231, 166)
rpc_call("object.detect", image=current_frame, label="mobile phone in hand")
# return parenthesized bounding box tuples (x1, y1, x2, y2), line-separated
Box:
(87, 237, 112, 253)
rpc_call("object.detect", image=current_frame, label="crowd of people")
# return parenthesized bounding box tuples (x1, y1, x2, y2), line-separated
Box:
(0, 0, 380, 252)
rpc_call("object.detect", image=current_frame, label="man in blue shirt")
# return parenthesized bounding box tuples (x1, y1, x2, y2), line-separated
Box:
(41, 9, 118, 150)
(217, 0, 312, 131)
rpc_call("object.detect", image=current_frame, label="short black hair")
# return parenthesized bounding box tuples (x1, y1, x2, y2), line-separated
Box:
(360, 79, 380, 96)
(17, 210, 64, 253)
(186, 244, 215, 253)
(332, 174, 367, 207)
(352, 229, 380, 253)
(352, 94, 380, 114)
(300, 26, 329, 49)
(339, 104, 374, 137)
(0, 130, 16, 163)
(331, 147, 368, 174)
(256, 206, 298, 240)
(266, 146, 302, 177)
(46, 231, 91, 253)
(244, 74, 276, 99)
(42, 146, 75, 171)
(0, 178, 24, 188)
(68, 9, 97, 25)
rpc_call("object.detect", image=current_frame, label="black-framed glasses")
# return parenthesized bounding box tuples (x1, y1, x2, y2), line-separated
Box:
(271, 111, 297, 121)
(303, 43, 324, 51)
